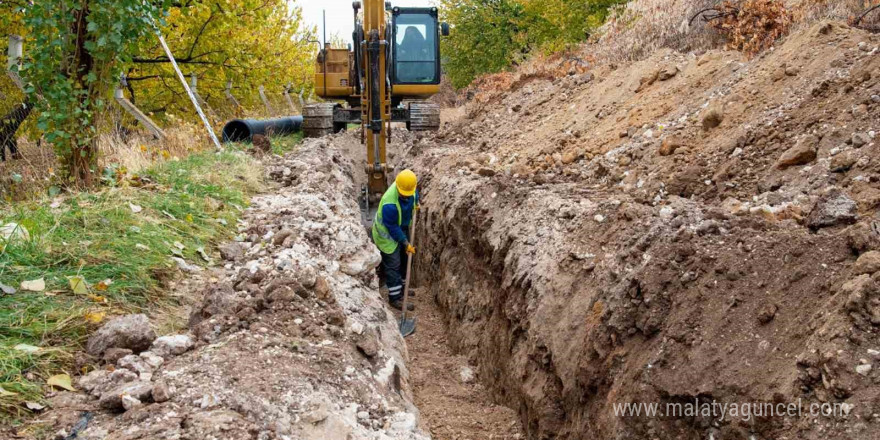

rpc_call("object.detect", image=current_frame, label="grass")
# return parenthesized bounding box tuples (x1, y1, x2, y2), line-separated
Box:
(269, 131, 304, 156)
(0, 134, 302, 423)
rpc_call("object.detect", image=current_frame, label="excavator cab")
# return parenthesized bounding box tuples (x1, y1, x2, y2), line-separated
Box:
(306, 4, 448, 137)
(391, 8, 441, 88)
(304, 1, 448, 227)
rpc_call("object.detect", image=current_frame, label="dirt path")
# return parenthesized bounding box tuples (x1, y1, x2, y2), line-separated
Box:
(406, 288, 523, 440)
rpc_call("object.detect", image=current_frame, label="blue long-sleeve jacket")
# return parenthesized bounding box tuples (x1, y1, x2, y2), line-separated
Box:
(382, 190, 419, 244)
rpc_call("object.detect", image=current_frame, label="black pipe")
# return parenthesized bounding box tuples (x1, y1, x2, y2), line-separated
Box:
(221, 116, 304, 143)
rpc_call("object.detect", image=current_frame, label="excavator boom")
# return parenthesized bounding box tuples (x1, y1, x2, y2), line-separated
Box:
(304, 1, 447, 220)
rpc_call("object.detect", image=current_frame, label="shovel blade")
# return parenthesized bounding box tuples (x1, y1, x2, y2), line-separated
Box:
(399, 317, 417, 337)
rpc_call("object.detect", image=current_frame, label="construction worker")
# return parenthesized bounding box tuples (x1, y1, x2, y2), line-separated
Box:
(372, 170, 419, 311)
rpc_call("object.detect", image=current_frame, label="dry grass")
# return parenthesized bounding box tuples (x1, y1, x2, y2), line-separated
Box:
(458, 0, 879, 102)
(709, 0, 793, 57)
(593, 0, 878, 63)
(593, 0, 727, 62)
(1, 122, 212, 203)
(791, 0, 880, 28)
(463, 51, 595, 108)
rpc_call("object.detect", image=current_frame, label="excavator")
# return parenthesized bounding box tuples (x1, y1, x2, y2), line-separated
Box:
(303, 1, 448, 225)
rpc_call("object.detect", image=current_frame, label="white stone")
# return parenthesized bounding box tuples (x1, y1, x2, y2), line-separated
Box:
(121, 394, 142, 411)
(151, 334, 194, 358)
(459, 366, 475, 384)
(139, 351, 164, 369)
(856, 364, 872, 376)
(349, 321, 365, 335)
(0, 223, 29, 243)
(388, 412, 418, 434)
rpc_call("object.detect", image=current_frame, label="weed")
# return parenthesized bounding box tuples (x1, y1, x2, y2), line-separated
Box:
(0, 143, 281, 421)
(270, 132, 304, 156)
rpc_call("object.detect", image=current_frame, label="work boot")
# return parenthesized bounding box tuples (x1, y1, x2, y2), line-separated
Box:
(390, 299, 415, 311)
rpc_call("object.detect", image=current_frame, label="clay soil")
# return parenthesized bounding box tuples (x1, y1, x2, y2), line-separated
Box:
(407, 287, 524, 440)
(400, 20, 880, 440)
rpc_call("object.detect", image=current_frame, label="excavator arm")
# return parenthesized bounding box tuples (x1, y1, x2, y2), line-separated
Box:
(305, 1, 447, 225)
(361, 0, 392, 198)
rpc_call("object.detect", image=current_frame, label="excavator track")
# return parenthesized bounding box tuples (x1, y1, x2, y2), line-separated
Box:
(407, 102, 441, 132)
(302, 103, 335, 138)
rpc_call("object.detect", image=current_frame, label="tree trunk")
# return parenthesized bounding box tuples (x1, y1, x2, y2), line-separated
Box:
(69, 1, 97, 187)
(0, 101, 31, 161)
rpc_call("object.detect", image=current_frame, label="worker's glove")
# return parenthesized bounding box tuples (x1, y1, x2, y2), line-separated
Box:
(405, 243, 416, 255)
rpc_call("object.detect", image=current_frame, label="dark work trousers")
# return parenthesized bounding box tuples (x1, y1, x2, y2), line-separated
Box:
(380, 229, 410, 302)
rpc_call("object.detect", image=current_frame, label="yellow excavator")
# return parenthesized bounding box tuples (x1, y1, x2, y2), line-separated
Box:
(303, 1, 448, 223)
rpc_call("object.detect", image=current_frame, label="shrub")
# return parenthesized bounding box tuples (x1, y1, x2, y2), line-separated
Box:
(708, 0, 793, 56)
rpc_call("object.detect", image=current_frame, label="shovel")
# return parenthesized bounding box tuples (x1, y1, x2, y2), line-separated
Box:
(399, 208, 418, 337)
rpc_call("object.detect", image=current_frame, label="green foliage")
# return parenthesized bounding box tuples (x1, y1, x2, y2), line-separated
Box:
(129, 0, 315, 119)
(440, 0, 527, 89)
(0, 145, 276, 421)
(269, 132, 304, 156)
(19, 0, 165, 185)
(439, 0, 627, 88)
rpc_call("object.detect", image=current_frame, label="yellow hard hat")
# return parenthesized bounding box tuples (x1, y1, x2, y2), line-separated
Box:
(396, 170, 417, 197)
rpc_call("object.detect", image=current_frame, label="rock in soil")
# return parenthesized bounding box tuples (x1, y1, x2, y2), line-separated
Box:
(854, 251, 880, 275)
(807, 188, 858, 229)
(98, 381, 153, 410)
(150, 334, 194, 358)
(776, 135, 818, 169)
(47, 137, 430, 440)
(86, 314, 156, 356)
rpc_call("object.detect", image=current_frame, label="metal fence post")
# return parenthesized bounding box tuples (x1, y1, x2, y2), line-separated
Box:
(259, 85, 274, 115)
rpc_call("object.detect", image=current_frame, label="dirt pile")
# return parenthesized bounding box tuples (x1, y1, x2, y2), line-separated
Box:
(33, 139, 430, 440)
(401, 22, 880, 439)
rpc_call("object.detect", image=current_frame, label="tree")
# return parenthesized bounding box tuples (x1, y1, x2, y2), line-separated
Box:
(126, 0, 315, 119)
(19, 0, 165, 186)
(439, 0, 527, 89)
(439, 0, 627, 88)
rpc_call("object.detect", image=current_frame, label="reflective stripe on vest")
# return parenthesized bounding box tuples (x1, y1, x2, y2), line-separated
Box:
(372, 183, 403, 254)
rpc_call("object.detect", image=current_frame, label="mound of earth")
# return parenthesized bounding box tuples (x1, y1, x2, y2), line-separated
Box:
(32, 139, 430, 440)
(400, 21, 880, 439)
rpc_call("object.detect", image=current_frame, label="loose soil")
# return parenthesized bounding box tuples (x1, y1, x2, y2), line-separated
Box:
(12, 18, 880, 440)
(407, 287, 523, 440)
(403, 20, 880, 440)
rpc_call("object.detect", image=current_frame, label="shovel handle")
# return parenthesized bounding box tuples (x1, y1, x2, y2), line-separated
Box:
(399, 208, 417, 322)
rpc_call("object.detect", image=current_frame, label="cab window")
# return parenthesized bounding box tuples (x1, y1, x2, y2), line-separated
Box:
(394, 13, 438, 84)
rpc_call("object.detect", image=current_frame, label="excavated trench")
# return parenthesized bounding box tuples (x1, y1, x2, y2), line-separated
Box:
(335, 132, 524, 439)
(341, 24, 880, 438)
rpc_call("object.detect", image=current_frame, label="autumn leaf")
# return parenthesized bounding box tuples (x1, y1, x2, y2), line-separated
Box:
(20, 278, 46, 292)
(88, 294, 107, 303)
(14, 344, 41, 353)
(0, 386, 17, 396)
(47, 374, 76, 391)
(84, 311, 106, 324)
(95, 279, 112, 291)
(68, 276, 88, 295)
(185, 214, 194, 223)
